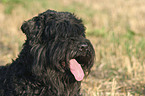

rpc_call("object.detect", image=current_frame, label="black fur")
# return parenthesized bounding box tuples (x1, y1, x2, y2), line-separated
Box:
(0, 10, 95, 96)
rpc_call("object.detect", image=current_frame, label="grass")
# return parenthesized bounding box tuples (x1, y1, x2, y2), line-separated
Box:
(0, 0, 145, 95)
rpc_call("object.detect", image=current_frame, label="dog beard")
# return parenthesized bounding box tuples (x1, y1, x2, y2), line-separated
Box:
(30, 37, 94, 81)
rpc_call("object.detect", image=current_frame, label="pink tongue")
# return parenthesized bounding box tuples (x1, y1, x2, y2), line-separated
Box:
(69, 59, 84, 81)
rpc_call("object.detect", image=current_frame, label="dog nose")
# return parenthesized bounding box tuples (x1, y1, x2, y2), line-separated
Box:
(79, 43, 88, 51)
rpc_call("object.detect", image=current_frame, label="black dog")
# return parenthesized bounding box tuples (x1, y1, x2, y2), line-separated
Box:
(0, 10, 95, 96)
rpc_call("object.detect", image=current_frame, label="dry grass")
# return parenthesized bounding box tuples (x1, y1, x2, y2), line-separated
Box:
(0, 0, 145, 95)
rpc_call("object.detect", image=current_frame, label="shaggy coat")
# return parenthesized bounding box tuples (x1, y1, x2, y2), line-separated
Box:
(0, 10, 95, 96)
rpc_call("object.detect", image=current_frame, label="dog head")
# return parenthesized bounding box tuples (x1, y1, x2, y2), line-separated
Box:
(21, 10, 95, 81)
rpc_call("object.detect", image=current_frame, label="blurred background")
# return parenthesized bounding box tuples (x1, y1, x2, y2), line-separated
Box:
(0, 0, 145, 95)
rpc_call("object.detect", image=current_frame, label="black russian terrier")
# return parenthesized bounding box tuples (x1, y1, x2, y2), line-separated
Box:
(0, 10, 95, 96)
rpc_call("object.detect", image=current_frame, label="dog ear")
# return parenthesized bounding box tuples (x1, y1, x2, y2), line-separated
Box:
(21, 21, 29, 36)
(21, 17, 44, 43)
(21, 19, 35, 39)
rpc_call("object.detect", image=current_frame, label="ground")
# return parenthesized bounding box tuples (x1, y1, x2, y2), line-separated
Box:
(0, 0, 145, 95)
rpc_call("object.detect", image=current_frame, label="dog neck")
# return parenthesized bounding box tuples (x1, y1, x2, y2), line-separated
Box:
(11, 42, 82, 96)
